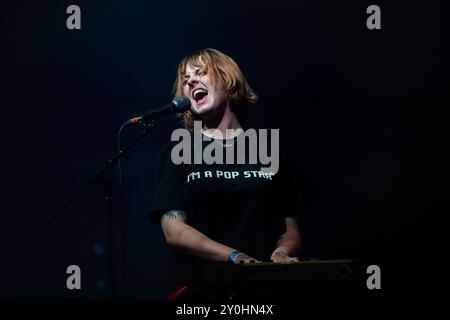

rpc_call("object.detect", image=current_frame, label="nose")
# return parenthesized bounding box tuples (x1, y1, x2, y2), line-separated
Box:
(187, 75, 199, 86)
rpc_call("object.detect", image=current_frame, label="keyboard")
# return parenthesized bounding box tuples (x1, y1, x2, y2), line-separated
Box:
(180, 259, 359, 285)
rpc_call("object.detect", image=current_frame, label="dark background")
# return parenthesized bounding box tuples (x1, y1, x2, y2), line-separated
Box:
(1, 0, 447, 299)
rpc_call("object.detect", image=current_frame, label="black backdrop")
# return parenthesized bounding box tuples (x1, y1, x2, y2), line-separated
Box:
(1, 0, 447, 299)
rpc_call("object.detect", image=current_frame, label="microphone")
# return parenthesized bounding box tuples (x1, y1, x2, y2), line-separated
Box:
(126, 96, 191, 125)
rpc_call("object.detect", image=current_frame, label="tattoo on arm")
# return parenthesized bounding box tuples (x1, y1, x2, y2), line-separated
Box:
(163, 210, 187, 221)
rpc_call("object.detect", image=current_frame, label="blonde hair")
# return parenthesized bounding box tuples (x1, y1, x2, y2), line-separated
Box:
(173, 48, 258, 129)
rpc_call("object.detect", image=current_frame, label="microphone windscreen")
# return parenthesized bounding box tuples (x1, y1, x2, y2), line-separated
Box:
(173, 96, 191, 111)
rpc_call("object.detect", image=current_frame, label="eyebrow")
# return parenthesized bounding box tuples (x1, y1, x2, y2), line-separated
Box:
(184, 67, 206, 78)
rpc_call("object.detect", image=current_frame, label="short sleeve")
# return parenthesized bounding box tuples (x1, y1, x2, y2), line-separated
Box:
(270, 144, 304, 220)
(148, 141, 187, 225)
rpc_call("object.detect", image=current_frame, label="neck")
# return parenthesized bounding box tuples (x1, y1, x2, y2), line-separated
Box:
(202, 105, 242, 139)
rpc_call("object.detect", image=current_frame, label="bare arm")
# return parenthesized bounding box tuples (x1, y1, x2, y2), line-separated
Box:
(161, 210, 258, 263)
(270, 216, 302, 262)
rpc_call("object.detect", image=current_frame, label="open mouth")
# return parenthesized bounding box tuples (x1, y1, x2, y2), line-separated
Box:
(192, 88, 208, 105)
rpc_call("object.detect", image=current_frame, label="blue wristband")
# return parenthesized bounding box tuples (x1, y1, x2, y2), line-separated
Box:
(227, 250, 241, 262)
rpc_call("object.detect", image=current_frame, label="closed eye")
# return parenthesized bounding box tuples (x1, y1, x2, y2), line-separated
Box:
(182, 68, 207, 85)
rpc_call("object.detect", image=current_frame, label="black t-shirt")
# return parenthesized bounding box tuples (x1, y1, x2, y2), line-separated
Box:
(149, 130, 303, 288)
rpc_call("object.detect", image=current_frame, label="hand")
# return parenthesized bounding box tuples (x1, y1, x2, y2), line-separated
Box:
(270, 250, 299, 263)
(232, 252, 261, 264)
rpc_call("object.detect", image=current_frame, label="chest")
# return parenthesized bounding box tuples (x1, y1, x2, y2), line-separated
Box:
(182, 163, 276, 199)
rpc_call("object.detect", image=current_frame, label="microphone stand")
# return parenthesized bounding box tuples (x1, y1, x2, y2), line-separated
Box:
(42, 120, 155, 299)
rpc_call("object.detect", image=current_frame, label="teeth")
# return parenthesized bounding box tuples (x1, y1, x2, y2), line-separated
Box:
(193, 88, 207, 99)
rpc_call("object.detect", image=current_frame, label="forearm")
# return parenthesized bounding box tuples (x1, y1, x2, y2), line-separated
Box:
(170, 223, 236, 262)
(275, 230, 302, 256)
(274, 217, 302, 256)
(161, 211, 235, 262)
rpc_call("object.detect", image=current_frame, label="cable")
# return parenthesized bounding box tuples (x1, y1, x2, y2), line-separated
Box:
(116, 120, 153, 295)
(117, 122, 128, 291)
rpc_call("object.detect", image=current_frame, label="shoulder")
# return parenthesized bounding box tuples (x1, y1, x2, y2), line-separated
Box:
(156, 136, 192, 172)
(159, 134, 191, 156)
(162, 129, 195, 150)
(159, 139, 178, 154)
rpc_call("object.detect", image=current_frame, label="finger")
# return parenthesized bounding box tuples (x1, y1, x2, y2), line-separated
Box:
(244, 258, 262, 264)
(248, 259, 260, 264)
(272, 258, 289, 263)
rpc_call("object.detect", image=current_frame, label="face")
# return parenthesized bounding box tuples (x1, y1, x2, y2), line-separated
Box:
(182, 63, 227, 117)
